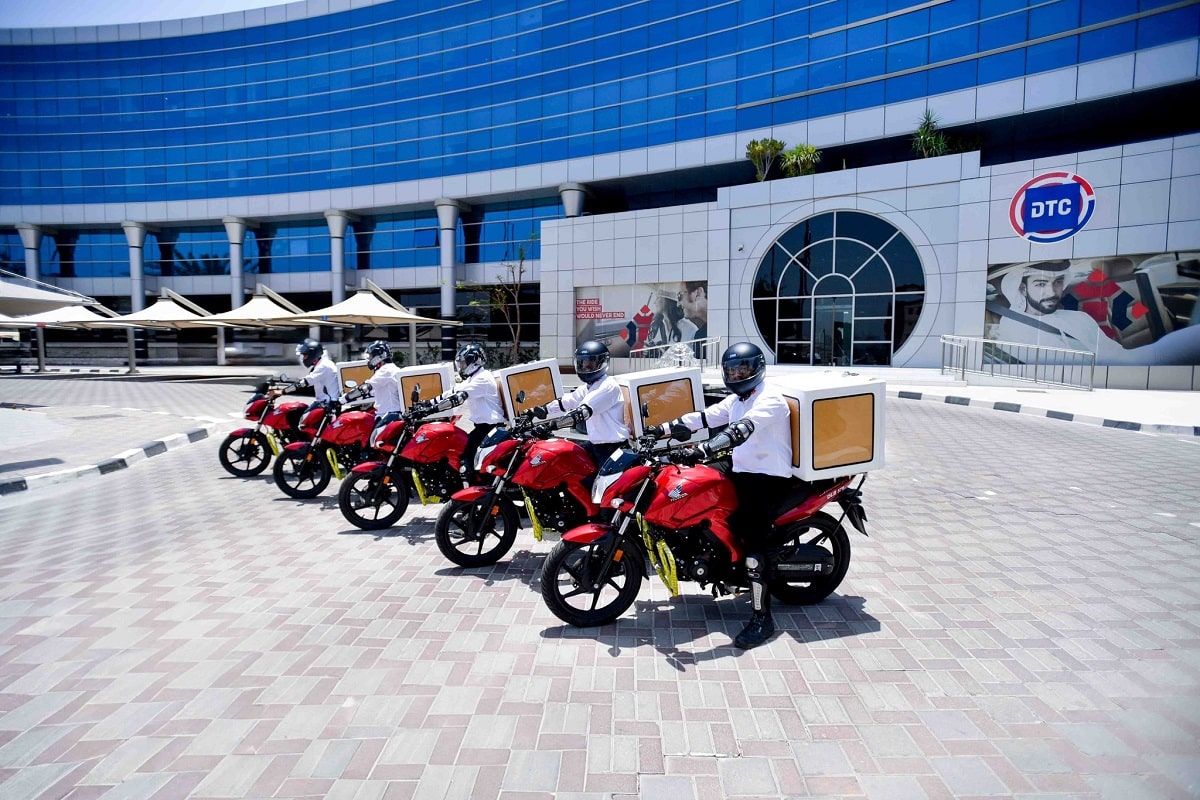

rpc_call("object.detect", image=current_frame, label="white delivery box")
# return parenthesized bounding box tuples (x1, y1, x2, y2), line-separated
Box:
(395, 362, 455, 412)
(615, 366, 706, 439)
(337, 359, 373, 392)
(495, 358, 565, 422)
(770, 371, 885, 481)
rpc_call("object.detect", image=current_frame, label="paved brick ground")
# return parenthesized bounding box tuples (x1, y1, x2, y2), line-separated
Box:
(1, 377, 1198, 799)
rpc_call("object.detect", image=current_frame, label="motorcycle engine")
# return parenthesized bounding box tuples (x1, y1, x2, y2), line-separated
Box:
(525, 488, 588, 533)
(655, 526, 732, 586)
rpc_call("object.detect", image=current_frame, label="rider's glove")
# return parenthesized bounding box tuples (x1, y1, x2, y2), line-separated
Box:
(531, 423, 553, 438)
(672, 444, 710, 466)
(531, 404, 549, 419)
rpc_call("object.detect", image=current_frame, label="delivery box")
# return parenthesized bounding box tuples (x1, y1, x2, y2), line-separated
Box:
(395, 362, 455, 412)
(615, 366, 706, 439)
(495, 358, 564, 422)
(770, 371, 885, 481)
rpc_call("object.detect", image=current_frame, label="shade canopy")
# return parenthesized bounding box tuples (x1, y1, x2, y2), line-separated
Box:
(11, 304, 121, 328)
(283, 288, 459, 328)
(0, 269, 94, 316)
(92, 290, 216, 329)
(186, 286, 323, 327)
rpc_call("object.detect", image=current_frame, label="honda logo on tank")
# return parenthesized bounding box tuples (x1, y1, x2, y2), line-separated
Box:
(1010, 172, 1096, 243)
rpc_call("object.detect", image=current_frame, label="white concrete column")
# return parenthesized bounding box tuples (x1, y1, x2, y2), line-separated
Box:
(122, 221, 156, 373)
(558, 183, 590, 218)
(324, 210, 359, 304)
(222, 216, 257, 308)
(15, 223, 49, 282)
(435, 198, 469, 361)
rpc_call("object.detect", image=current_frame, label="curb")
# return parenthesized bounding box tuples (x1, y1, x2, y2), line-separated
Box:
(0, 421, 220, 496)
(888, 390, 1200, 437)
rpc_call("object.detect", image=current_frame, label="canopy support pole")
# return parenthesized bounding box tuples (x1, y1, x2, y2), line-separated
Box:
(35, 326, 45, 372)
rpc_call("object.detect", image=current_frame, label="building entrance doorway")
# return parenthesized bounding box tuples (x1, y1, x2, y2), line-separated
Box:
(813, 296, 853, 366)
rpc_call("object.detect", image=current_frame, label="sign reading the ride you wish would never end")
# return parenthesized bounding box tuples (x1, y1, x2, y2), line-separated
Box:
(1009, 172, 1096, 244)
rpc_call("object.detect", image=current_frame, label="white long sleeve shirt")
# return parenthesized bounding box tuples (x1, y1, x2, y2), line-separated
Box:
(676, 383, 793, 477)
(299, 354, 341, 402)
(552, 374, 631, 444)
(456, 368, 505, 424)
(364, 362, 403, 416)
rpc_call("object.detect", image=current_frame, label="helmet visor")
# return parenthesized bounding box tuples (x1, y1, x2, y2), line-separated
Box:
(723, 359, 757, 382)
(576, 354, 606, 373)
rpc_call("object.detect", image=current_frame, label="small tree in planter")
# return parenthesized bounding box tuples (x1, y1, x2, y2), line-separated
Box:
(781, 143, 821, 177)
(746, 137, 786, 181)
(912, 109, 949, 158)
(467, 233, 538, 366)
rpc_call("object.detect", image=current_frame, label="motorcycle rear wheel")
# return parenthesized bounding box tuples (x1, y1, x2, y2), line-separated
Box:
(434, 496, 519, 567)
(540, 539, 643, 627)
(218, 431, 271, 477)
(338, 468, 410, 530)
(769, 511, 851, 605)
(273, 449, 331, 499)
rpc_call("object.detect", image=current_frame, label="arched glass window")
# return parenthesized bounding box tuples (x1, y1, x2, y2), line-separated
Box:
(751, 211, 925, 365)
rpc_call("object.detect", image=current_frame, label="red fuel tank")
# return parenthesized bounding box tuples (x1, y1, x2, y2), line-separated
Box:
(512, 438, 595, 491)
(402, 421, 469, 467)
(323, 409, 376, 446)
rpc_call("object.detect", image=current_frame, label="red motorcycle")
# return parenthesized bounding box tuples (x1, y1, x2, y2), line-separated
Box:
(272, 399, 376, 499)
(218, 376, 310, 477)
(337, 392, 469, 530)
(434, 404, 596, 567)
(539, 421, 869, 628)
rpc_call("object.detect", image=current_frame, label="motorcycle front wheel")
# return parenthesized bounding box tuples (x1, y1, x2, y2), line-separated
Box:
(218, 431, 271, 477)
(434, 496, 519, 567)
(338, 468, 410, 530)
(769, 511, 851, 605)
(273, 449, 331, 499)
(540, 539, 643, 627)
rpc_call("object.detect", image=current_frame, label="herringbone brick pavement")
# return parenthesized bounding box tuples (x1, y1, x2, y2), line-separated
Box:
(0, 388, 1198, 799)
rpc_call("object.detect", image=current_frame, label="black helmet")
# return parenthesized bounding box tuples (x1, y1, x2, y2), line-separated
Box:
(296, 338, 324, 369)
(721, 342, 766, 398)
(574, 339, 610, 384)
(365, 340, 392, 372)
(455, 342, 485, 378)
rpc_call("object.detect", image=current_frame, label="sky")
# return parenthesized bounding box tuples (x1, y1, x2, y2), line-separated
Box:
(1, 0, 296, 28)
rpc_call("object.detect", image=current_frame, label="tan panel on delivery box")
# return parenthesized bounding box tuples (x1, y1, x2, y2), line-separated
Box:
(506, 367, 558, 414)
(811, 393, 875, 471)
(401, 372, 448, 407)
(338, 362, 373, 390)
(635, 377, 699, 428)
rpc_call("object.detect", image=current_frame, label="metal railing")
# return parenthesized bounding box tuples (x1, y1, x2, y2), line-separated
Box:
(940, 334, 1095, 390)
(611, 335, 724, 374)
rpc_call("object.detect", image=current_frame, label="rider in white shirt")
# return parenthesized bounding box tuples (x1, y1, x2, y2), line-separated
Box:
(347, 340, 403, 426)
(658, 342, 792, 651)
(427, 343, 506, 481)
(538, 339, 631, 467)
(271, 338, 341, 407)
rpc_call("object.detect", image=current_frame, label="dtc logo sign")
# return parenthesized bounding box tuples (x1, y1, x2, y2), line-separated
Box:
(1009, 172, 1096, 243)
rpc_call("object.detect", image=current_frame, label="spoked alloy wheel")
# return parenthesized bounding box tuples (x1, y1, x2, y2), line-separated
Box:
(338, 469, 410, 530)
(540, 539, 643, 627)
(434, 496, 519, 567)
(218, 431, 271, 477)
(273, 449, 331, 499)
(769, 511, 851, 605)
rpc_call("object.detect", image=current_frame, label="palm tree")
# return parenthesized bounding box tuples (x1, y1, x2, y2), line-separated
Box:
(746, 138, 786, 181)
(912, 109, 949, 158)
(781, 144, 821, 177)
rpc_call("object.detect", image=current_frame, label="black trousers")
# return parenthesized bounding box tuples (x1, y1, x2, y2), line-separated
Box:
(712, 458, 797, 553)
(463, 422, 497, 480)
(581, 440, 622, 470)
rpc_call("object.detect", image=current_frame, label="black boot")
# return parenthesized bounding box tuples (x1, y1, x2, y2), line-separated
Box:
(735, 554, 776, 649)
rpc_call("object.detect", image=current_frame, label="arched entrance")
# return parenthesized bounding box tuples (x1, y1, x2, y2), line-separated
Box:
(751, 211, 926, 365)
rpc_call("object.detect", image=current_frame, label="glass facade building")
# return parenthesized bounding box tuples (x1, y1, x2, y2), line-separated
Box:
(2, 0, 1198, 362)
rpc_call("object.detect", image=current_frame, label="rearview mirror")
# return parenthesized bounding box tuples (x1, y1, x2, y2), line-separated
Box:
(344, 379, 358, 388)
(516, 390, 526, 404)
(640, 401, 650, 420)
(411, 384, 421, 402)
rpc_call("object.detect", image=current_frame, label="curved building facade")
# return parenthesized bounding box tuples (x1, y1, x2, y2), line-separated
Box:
(2, 0, 1199, 384)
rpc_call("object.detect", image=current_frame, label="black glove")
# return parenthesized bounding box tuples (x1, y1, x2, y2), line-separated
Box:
(532, 423, 552, 438)
(531, 405, 549, 419)
(653, 423, 670, 440)
(671, 445, 705, 466)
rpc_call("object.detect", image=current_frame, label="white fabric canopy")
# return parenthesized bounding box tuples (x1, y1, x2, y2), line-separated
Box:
(0, 271, 94, 316)
(186, 287, 332, 327)
(92, 295, 216, 329)
(282, 289, 457, 327)
(11, 305, 120, 328)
